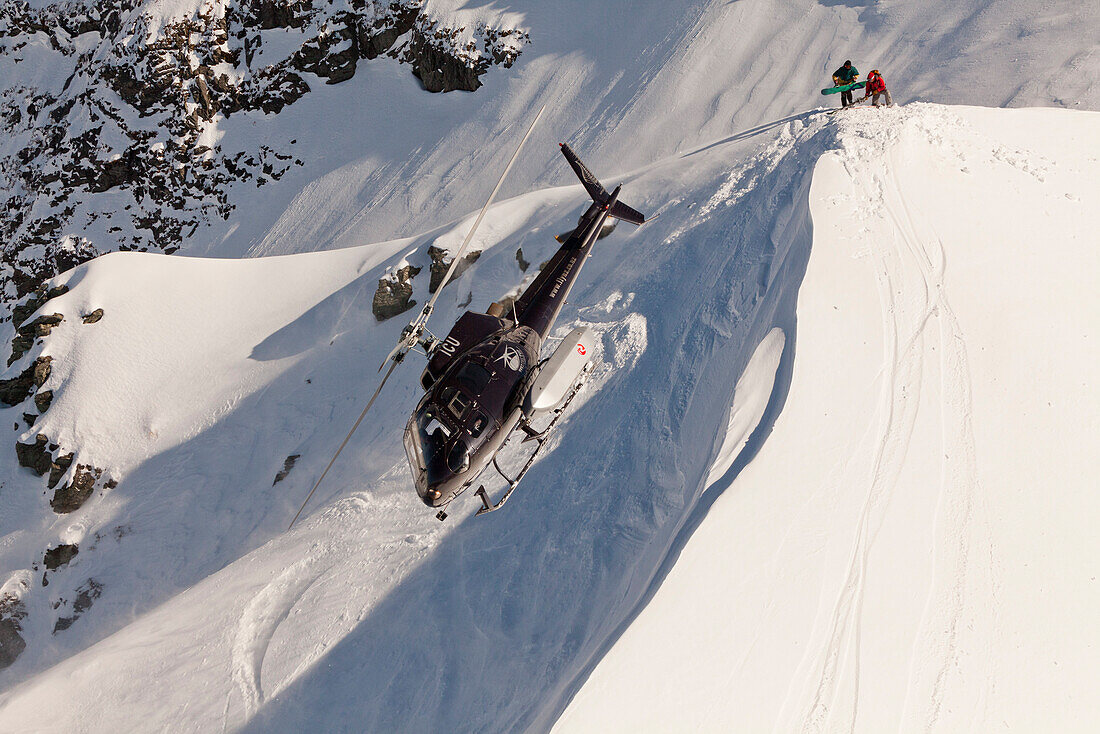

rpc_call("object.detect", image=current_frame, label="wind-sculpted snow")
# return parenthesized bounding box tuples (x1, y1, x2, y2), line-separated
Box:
(1, 0, 1095, 315)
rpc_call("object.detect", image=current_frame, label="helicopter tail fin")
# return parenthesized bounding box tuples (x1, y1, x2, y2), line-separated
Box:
(559, 143, 646, 225)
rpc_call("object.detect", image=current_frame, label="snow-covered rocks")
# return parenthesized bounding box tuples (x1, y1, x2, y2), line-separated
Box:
(0, 0, 529, 305)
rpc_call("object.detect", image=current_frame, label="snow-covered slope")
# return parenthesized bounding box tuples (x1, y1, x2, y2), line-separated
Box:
(1, 0, 1099, 729)
(1, 102, 1096, 732)
(555, 104, 1100, 732)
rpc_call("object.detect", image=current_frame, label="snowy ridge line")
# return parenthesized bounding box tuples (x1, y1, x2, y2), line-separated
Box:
(557, 103, 1099, 732)
(538, 112, 845, 732)
(0, 101, 835, 729)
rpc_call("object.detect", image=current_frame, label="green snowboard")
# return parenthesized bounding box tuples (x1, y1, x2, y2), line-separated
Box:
(821, 81, 865, 95)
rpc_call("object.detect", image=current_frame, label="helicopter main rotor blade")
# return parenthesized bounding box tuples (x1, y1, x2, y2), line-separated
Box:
(427, 104, 546, 314)
(381, 104, 546, 370)
(288, 357, 401, 531)
(290, 107, 550, 530)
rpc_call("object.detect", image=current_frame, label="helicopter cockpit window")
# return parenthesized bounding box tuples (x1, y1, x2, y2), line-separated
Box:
(447, 440, 470, 473)
(405, 407, 458, 491)
(454, 362, 492, 394)
(468, 411, 488, 438)
(423, 414, 451, 439)
(447, 389, 471, 420)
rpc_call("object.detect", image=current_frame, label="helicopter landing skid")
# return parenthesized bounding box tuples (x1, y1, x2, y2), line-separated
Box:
(475, 363, 591, 516)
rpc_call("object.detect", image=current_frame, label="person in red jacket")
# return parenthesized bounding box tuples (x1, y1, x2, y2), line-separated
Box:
(863, 70, 893, 107)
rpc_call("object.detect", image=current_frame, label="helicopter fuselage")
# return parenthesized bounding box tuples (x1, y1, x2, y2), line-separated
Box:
(404, 191, 618, 508)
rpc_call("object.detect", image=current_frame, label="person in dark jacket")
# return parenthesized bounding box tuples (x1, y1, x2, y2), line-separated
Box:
(831, 60, 860, 107)
(863, 69, 893, 107)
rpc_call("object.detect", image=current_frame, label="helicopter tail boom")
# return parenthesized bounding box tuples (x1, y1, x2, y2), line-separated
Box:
(559, 143, 645, 225)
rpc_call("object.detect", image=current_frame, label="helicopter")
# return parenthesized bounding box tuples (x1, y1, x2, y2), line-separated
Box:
(289, 111, 645, 528)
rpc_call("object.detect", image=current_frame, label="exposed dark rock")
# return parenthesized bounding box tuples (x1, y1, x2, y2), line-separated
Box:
(273, 453, 300, 485)
(9, 314, 63, 365)
(33, 389, 53, 413)
(48, 452, 74, 489)
(81, 308, 104, 324)
(53, 578, 103, 633)
(9, 283, 66, 328)
(16, 434, 51, 476)
(45, 284, 70, 300)
(1, 356, 52, 404)
(22, 412, 37, 427)
(0, 3, 528, 312)
(7, 333, 33, 367)
(32, 313, 63, 336)
(33, 356, 52, 387)
(44, 543, 79, 570)
(516, 247, 529, 272)
(51, 464, 100, 513)
(410, 40, 481, 93)
(428, 246, 482, 293)
(372, 264, 421, 321)
(0, 594, 28, 669)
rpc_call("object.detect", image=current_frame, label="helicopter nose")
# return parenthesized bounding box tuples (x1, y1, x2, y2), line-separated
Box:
(424, 479, 461, 508)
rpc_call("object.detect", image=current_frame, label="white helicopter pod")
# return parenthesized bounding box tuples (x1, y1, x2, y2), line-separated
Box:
(525, 326, 594, 416)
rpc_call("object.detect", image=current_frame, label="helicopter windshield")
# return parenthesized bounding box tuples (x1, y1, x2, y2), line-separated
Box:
(404, 405, 470, 500)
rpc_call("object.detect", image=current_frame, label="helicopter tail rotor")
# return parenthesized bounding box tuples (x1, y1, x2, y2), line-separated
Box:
(559, 143, 646, 226)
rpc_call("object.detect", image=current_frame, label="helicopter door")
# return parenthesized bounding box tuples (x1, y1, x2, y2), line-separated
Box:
(524, 326, 594, 416)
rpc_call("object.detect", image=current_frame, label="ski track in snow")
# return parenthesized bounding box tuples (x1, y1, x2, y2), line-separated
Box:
(880, 160, 997, 732)
(230, 555, 331, 721)
(787, 129, 997, 733)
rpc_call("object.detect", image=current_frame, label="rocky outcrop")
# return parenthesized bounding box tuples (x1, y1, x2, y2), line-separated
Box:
(43, 544, 79, 571)
(0, 1, 530, 307)
(33, 389, 53, 413)
(0, 356, 52, 407)
(8, 314, 62, 365)
(372, 263, 421, 321)
(273, 453, 300, 485)
(16, 434, 52, 476)
(15, 432, 107, 513)
(370, 244, 487, 321)
(3, 286, 110, 514)
(428, 245, 481, 293)
(0, 593, 27, 669)
(53, 578, 103, 633)
(10, 284, 68, 329)
(50, 464, 102, 514)
(81, 308, 104, 324)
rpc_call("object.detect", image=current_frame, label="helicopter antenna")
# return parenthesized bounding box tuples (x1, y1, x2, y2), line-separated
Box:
(288, 106, 545, 531)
